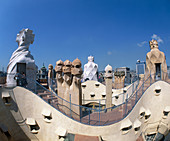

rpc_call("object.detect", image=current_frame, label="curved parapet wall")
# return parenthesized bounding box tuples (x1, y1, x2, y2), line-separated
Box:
(0, 87, 38, 141)
(0, 80, 170, 140)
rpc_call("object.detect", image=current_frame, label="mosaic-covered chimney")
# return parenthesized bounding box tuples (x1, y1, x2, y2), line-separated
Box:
(83, 56, 98, 81)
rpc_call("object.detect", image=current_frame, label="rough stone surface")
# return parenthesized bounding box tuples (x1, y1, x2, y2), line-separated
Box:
(70, 58, 83, 119)
(114, 71, 125, 89)
(55, 60, 64, 73)
(105, 65, 113, 109)
(145, 39, 167, 80)
(62, 60, 72, 74)
(62, 60, 72, 114)
(48, 64, 53, 91)
(48, 64, 53, 79)
(55, 60, 64, 107)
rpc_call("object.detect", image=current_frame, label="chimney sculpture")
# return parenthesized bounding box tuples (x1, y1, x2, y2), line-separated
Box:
(105, 65, 113, 110)
(48, 64, 53, 91)
(62, 60, 72, 114)
(145, 39, 167, 81)
(6, 28, 36, 90)
(70, 58, 83, 118)
(83, 56, 98, 81)
(55, 60, 64, 106)
(114, 71, 125, 89)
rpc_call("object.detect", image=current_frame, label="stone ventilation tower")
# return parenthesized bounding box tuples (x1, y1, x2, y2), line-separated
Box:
(114, 71, 125, 89)
(145, 39, 167, 80)
(70, 58, 83, 117)
(105, 65, 113, 109)
(48, 64, 53, 91)
(55, 60, 64, 99)
(54, 58, 83, 117)
(62, 60, 72, 114)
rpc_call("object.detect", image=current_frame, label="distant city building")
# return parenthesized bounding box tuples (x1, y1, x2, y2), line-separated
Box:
(0, 71, 6, 84)
(115, 67, 131, 84)
(37, 64, 48, 83)
(136, 60, 146, 75)
(130, 69, 138, 83)
(98, 71, 105, 83)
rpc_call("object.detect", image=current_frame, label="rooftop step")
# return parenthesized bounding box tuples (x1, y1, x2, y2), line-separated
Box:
(74, 134, 100, 141)
(38, 93, 51, 98)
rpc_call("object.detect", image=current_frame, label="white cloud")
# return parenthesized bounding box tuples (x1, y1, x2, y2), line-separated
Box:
(137, 41, 147, 47)
(151, 34, 163, 44)
(107, 51, 112, 55)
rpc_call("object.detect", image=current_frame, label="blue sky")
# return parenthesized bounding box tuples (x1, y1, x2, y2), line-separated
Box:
(0, 0, 170, 71)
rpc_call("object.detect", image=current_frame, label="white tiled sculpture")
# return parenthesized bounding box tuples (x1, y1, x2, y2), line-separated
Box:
(83, 56, 98, 81)
(6, 28, 36, 90)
